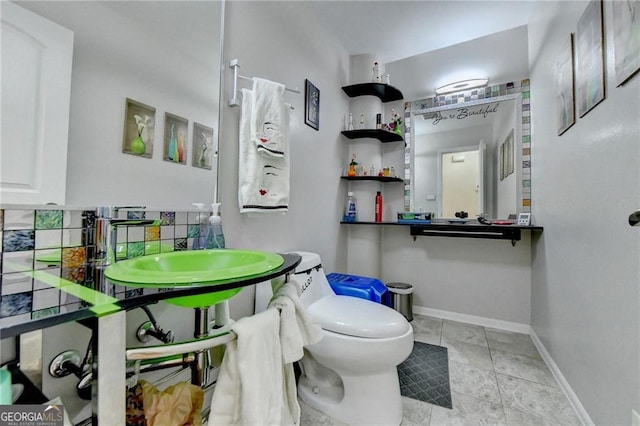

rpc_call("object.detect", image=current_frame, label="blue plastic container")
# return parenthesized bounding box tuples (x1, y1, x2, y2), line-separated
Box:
(326, 273, 390, 306)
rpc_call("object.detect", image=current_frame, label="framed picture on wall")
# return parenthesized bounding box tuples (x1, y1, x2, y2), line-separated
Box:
(122, 98, 155, 158)
(505, 129, 514, 178)
(612, 0, 640, 86)
(192, 122, 214, 170)
(576, 0, 605, 117)
(163, 112, 188, 165)
(305, 79, 320, 130)
(499, 142, 505, 181)
(556, 34, 576, 136)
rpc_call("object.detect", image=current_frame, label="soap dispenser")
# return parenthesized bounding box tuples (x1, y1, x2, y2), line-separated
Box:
(192, 203, 208, 250)
(206, 203, 225, 249)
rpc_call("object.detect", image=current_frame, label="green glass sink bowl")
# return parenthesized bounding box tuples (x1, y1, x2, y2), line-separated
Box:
(104, 249, 284, 308)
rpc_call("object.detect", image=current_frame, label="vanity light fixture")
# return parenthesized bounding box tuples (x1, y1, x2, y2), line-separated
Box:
(434, 78, 489, 95)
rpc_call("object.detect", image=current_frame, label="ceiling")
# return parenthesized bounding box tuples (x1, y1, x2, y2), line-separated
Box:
(310, 0, 536, 65)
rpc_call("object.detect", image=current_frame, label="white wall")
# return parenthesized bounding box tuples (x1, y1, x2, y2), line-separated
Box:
(385, 25, 530, 100)
(17, 1, 223, 209)
(528, 1, 640, 423)
(381, 227, 532, 326)
(218, 1, 351, 317)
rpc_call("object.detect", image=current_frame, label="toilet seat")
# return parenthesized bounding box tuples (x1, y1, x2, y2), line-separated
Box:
(307, 295, 410, 339)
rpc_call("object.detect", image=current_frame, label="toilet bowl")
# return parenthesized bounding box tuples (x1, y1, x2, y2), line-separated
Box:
(255, 251, 413, 426)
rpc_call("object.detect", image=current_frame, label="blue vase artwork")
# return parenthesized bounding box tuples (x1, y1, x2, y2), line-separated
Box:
(168, 124, 177, 162)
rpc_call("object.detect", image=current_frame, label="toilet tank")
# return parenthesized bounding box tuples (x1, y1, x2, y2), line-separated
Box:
(254, 251, 334, 313)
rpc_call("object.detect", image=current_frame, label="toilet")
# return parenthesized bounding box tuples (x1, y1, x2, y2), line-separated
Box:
(255, 251, 414, 426)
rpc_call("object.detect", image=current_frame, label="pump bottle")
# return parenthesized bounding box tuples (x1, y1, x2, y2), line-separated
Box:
(206, 203, 225, 249)
(192, 203, 208, 249)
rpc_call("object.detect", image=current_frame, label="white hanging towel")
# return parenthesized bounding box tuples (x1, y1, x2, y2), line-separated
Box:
(239, 87, 290, 213)
(210, 308, 296, 425)
(251, 77, 287, 158)
(269, 279, 324, 364)
(268, 279, 324, 425)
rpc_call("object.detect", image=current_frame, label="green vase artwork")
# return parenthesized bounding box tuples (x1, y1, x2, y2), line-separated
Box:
(131, 135, 146, 155)
(132, 114, 150, 155)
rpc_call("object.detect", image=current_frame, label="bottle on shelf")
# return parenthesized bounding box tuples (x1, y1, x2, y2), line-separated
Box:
(372, 61, 380, 83)
(375, 191, 383, 222)
(348, 113, 354, 130)
(347, 153, 358, 177)
(344, 192, 357, 222)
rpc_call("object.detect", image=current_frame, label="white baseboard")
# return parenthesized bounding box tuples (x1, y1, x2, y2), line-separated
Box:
(412, 305, 530, 334)
(529, 328, 594, 426)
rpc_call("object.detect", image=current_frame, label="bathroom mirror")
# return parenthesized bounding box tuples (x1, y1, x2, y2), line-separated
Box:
(5, 1, 224, 207)
(410, 94, 523, 219)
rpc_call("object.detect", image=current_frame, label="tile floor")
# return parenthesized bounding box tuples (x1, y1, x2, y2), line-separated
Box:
(300, 314, 582, 426)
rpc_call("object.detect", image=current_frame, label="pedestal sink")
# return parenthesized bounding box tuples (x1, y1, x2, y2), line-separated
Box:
(105, 248, 284, 387)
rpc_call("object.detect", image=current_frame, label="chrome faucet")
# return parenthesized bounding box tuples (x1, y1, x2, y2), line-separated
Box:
(93, 206, 160, 293)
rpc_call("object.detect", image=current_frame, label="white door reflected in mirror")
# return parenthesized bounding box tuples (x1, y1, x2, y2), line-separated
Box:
(439, 146, 483, 218)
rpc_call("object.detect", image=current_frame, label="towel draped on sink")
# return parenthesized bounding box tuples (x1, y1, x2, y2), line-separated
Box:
(209, 279, 323, 426)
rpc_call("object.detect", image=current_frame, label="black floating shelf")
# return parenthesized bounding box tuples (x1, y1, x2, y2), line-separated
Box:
(342, 83, 404, 103)
(340, 176, 404, 183)
(341, 129, 404, 143)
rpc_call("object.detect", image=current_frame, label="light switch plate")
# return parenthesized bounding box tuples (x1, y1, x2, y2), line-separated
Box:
(517, 213, 531, 226)
(632, 409, 639, 426)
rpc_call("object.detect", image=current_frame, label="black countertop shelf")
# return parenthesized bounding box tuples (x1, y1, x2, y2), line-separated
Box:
(340, 176, 404, 183)
(340, 221, 543, 246)
(341, 129, 404, 142)
(342, 83, 404, 102)
(0, 253, 301, 339)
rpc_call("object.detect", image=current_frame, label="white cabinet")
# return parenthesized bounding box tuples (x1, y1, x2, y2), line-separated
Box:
(1, 2, 73, 205)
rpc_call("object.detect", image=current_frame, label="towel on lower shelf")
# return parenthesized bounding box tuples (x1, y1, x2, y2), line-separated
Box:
(239, 87, 290, 213)
(210, 308, 296, 425)
(251, 78, 287, 158)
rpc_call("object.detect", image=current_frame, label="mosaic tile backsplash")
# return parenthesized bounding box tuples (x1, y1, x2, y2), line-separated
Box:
(0, 206, 212, 328)
(403, 79, 532, 213)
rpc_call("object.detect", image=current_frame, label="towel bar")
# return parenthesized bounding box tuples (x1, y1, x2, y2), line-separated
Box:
(126, 331, 237, 361)
(228, 58, 299, 107)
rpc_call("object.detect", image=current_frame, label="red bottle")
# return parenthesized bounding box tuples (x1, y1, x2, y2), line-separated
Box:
(375, 191, 383, 222)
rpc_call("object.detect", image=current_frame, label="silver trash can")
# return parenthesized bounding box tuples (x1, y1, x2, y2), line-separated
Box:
(387, 282, 413, 322)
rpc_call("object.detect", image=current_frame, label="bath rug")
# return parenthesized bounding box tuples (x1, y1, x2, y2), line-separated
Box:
(398, 341, 452, 409)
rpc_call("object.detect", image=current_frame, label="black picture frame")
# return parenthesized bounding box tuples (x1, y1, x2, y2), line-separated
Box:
(305, 79, 320, 130)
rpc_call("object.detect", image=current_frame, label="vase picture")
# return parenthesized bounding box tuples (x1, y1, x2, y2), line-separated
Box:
(131, 136, 146, 155)
(163, 112, 188, 165)
(122, 98, 155, 158)
(192, 122, 214, 170)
